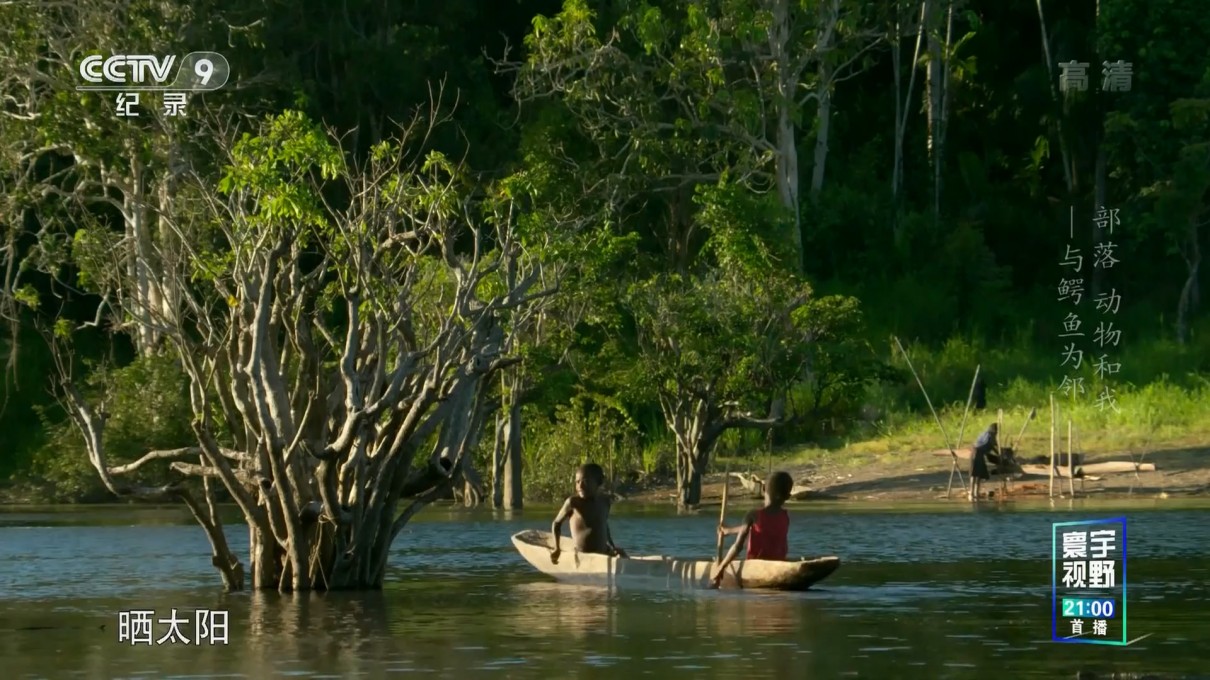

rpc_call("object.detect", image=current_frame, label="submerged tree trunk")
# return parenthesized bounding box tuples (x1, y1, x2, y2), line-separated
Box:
(43, 114, 552, 591)
(500, 368, 524, 509)
(491, 411, 505, 508)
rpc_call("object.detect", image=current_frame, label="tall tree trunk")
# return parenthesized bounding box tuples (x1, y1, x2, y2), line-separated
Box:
(891, 0, 927, 243)
(809, 60, 834, 203)
(807, 0, 841, 204)
(677, 423, 705, 507)
(1176, 219, 1202, 345)
(934, 0, 955, 220)
(1035, 0, 1076, 195)
(769, 0, 804, 271)
(925, 0, 943, 223)
(125, 158, 162, 355)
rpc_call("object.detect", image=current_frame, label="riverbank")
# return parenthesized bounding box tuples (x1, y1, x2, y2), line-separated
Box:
(625, 441, 1210, 505)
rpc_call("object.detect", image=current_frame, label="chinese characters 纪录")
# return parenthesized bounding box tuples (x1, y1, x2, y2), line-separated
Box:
(1053, 518, 1128, 645)
(1058, 60, 1133, 93)
(117, 608, 229, 645)
(114, 92, 189, 118)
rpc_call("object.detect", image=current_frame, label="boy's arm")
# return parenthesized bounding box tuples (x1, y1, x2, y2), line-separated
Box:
(550, 497, 573, 553)
(712, 510, 757, 585)
(605, 496, 627, 557)
(605, 524, 627, 557)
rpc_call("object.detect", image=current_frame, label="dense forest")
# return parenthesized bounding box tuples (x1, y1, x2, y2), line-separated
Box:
(1, 0, 1207, 517)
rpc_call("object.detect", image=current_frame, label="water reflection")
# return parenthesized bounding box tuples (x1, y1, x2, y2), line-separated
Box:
(510, 582, 616, 638)
(2, 506, 1209, 677)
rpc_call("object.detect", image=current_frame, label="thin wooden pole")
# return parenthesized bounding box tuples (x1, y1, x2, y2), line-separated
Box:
(609, 437, 615, 493)
(716, 463, 731, 563)
(955, 365, 981, 449)
(766, 429, 774, 480)
(949, 365, 981, 498)
(1049, 394, 1056, 498)
(894, 336, 965, 491)
(1067, 419, 1077, 496)
(1011, 408, 1038, 449)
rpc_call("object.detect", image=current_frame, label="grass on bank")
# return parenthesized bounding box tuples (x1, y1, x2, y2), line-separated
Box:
(718, 332, 1210, 475)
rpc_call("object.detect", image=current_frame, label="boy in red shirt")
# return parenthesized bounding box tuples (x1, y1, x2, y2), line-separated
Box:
(711, 471, 794, 587)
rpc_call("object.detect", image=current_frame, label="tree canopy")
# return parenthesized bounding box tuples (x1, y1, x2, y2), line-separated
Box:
(1, 0, 1207, 589)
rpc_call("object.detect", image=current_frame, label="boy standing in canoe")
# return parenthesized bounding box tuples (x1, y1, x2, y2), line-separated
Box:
(550, 463, 628, 563)
(711, 471, 794, 587)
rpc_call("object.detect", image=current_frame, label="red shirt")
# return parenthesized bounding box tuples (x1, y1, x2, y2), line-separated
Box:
(746, 508, 789, 560)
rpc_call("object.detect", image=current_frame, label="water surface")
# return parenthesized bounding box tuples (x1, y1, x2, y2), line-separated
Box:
(1, 502, 1207, 678)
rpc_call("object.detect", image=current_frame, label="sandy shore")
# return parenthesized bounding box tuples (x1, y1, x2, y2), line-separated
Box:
(625, 444, 1210, 505)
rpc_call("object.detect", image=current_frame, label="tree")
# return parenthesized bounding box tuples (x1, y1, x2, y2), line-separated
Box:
(889, 0, 926, 239)
(1100, 0, 1210, 344)
(630, 265, 840, 507)
(625, 180, 860, 506)
(0, 1, 255, 357)
(474, 113, 636, 508)
(8, 108, 564, 591)
(508, 0, 880, 273)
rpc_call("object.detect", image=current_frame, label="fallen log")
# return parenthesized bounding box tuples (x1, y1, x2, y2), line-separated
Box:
(1081, 461, 1156, 475)
(1019, 462, 1155, 478)
(730, 472, 764, 494)
(788, 486, 812, 500)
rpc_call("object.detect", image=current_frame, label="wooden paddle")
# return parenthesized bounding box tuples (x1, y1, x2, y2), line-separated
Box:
(716, 462, 731, 563)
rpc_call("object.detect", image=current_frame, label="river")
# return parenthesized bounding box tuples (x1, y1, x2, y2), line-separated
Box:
(1, 500, 1207, 678)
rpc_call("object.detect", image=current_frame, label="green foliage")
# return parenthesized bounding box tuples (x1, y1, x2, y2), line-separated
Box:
(627, 268, 815, 414)
(791, 295, 890, 425)
(516, 393, 644, 502)
(33, 354, 193, 501)
(696, 180, 796, 276)
(4, 0, 1210, 505)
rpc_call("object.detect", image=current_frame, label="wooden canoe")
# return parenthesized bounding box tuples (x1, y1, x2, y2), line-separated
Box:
(511, 530, 840, 592)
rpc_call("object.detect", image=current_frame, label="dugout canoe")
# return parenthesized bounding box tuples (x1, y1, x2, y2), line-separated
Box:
(511, 530, 840, 591)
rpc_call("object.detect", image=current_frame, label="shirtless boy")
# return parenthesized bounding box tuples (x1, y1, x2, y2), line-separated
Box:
(550, 463, 628, 563)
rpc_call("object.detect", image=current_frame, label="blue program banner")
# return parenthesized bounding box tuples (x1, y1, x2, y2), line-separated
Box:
(1052, 517, 1127, 645)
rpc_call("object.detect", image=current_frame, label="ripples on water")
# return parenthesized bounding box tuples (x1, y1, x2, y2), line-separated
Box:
(0, 504, 1208, 678)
